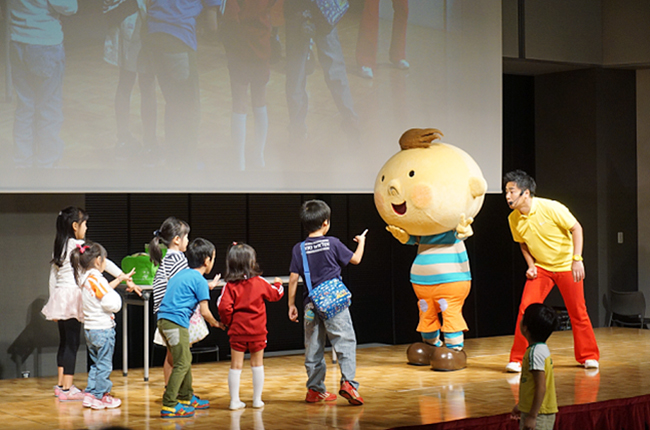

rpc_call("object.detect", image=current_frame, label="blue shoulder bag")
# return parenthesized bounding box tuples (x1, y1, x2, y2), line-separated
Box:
(300, 242, 351, 319)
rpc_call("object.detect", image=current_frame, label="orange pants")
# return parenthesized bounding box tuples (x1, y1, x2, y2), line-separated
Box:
(412, 281, 470, 334)
(509, 267, 600, 364)
(356, 0, 409, 69)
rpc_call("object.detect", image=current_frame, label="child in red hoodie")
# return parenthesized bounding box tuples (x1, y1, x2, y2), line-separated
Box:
(217, 242, 284, 410)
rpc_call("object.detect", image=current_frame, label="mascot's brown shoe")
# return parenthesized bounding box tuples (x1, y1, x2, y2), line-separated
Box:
(430, 347, 467, 372)
(406, 342, 437, 366)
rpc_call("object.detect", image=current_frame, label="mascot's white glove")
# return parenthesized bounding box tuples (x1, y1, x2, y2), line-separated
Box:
(455, 214, 474, 239)
(386, 225, 410, 244)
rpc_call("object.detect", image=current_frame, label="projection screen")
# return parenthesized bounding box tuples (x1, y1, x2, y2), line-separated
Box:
(0, 0, 501, 193)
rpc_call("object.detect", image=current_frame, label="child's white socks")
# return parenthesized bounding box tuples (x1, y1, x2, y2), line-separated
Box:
(252, 365, 264, 408)
(228, 368, 246, 410)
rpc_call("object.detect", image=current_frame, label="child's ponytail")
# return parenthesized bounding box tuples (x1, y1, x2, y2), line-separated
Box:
(52, 206, 88, 267)
(149, 217, 190, 266)
(70, 241, 107, 285)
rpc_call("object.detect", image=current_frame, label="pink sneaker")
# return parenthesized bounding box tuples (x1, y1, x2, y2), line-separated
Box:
(96, 394, 121, 410)
(59, 385, 85, 401)
(54, 385, 63, 397)
(82, 393, 96, 408)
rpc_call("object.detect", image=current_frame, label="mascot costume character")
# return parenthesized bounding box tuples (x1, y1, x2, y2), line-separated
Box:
(374, 128, 487, 371)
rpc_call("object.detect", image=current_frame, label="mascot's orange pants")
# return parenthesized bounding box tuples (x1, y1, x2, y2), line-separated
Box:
(412, 281, 470, 334)
(509, 267, 600, 364)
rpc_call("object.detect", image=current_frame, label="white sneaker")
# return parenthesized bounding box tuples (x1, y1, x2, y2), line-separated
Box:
(360, 66, 373, 79)
(583, 359, 599, 369)
(252, 399, 264, 409)
(505, 362, 522, 373)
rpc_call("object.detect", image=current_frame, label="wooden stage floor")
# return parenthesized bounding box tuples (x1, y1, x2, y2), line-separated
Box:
(1, 327, 647, 430)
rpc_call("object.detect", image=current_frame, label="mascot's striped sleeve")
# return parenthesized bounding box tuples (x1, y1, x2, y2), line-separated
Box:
(407, 231, 471, 285)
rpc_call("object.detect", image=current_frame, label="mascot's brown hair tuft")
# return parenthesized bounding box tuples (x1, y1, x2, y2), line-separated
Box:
(399, 128, 444, 150)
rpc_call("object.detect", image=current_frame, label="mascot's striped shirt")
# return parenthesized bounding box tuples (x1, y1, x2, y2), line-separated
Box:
(406, 231, 470, 285)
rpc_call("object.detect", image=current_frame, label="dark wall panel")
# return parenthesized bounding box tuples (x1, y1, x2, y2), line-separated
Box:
(345, 194, 394, 344)
(190, 194, 248, 275)
(599, 70, 638, 293)
(389, 239, 420, 345)
(503, 74, 535, 176)
(470, 194, 521, 338)
(248, 194, 303, 275)
(535, 68, 638, 321)
(248, 194, 304, 352)
(129, 194, 190, 255)
(188, 194, 248, 357)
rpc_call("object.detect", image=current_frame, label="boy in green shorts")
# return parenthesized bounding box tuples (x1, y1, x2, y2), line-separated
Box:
(157, 238, 224, 418)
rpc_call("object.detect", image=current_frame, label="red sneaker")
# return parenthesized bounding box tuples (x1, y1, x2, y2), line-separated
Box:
(339, 381, 364, 405)
(305, 389, 337, 403)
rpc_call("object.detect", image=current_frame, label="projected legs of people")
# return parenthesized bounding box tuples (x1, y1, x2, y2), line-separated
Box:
(11, 42, 65, 168)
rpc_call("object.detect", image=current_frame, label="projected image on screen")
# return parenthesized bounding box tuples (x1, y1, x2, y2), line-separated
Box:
(0, 0, 501, 193)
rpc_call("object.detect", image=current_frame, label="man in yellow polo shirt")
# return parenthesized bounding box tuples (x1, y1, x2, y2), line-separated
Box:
(503, 170, 599, 373)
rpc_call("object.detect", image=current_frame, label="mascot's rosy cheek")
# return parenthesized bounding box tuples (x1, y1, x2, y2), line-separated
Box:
(411, 184, 433, 210)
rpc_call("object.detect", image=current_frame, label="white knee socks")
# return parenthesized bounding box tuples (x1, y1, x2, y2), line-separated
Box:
(228, 367, 264, 409)
(252, 365, 264, 408)
(228, 368, 245, 410)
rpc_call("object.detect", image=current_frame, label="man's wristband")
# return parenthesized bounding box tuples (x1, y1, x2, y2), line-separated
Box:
(572, 255, 583, 261)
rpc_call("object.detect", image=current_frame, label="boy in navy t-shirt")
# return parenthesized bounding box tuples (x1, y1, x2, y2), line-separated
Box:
(288, 200, 367, 405)
(157, 238, 224, 418)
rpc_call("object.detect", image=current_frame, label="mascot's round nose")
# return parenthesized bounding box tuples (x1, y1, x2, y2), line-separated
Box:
(388, 179, 401, 197)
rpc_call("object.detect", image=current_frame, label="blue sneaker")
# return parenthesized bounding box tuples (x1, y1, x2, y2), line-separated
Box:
(161, 402, 195, 418)
(179, 394, 209, 410)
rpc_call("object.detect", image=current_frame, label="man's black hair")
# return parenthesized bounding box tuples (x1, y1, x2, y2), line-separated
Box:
(503, 170, 537, 196)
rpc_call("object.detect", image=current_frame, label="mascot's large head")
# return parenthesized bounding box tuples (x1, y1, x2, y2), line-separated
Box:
(374, 128, 487, 236)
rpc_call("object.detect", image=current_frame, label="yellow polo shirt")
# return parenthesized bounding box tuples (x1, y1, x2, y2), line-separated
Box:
(508, 197, 577, 272)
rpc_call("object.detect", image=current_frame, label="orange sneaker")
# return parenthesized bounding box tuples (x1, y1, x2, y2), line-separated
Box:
(339, 381, 364, 406)
(305, 389, 337, 403)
